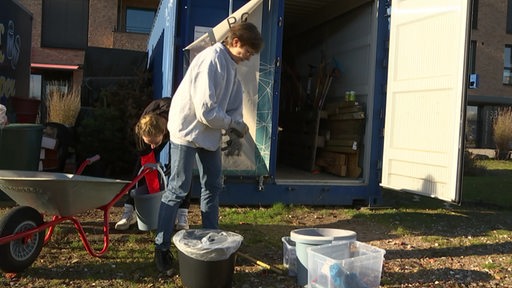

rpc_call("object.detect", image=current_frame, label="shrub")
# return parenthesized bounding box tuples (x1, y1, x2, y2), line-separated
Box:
(76, 71, 153, 179)
(463, 150, 487, 176)
(492, 107, 512, 160)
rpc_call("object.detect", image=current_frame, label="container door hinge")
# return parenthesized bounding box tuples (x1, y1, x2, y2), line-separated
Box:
(258, 176, 265, 191)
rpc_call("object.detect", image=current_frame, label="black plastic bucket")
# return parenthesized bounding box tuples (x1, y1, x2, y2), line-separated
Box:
(0, 124, 43, 170)
(173, 229, 243, 288)
(0, 123, 43, 201)
(177, 250, 237, 288)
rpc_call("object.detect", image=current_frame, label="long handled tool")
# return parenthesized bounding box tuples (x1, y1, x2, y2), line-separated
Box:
(318, 67, 339, 110)
(237, 252, 284, 274)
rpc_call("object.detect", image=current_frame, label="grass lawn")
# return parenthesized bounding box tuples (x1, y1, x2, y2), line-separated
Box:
(463, 159, 512, 208)
(0, 159, 511, 287)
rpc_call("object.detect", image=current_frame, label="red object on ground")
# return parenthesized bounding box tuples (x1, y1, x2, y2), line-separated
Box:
(140, 151, 160, 194)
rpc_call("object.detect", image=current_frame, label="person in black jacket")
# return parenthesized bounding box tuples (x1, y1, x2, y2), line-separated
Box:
(115, 98, 191, 231)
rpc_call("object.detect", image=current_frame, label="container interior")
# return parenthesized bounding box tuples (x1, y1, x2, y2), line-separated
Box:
(276, 0, 377, 184)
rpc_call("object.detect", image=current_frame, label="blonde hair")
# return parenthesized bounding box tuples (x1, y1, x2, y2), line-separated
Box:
(135, 113, 167, 149)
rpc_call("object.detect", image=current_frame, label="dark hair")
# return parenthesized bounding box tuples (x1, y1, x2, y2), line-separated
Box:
(224, 22, 264, 53)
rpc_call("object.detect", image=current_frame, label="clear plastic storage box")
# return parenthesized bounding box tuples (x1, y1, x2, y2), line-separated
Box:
(307, 240, 385, 288)
(281, 236, 297, 276)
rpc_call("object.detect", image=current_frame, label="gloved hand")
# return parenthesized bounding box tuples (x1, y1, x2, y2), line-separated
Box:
(221, 129, 243, 157)
(229, 119, 248, 138)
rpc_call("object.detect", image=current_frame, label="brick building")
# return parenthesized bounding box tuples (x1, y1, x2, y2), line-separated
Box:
(467, 0, 512, 148)
(19, 0, 159, 105)
(15, 0, 512, 150)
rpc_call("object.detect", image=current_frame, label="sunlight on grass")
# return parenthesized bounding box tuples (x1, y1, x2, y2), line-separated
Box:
(475, 159, 512, 170)
(69, 240, 83, 249)
(117, 249, 130, 259)
(220, 203, 289, 225)
(486, 229, 512, 240)
(422, 235, 452, 247)
(392, 226, 410, 236)
(48, 279, 64, 285)
(490, 229, 511, 236)
(482, 261, 500, 270)
(127, 234, 138, 243)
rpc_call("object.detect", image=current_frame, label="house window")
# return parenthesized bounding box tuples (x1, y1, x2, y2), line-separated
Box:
(41, 0, 89, 49)
(30, 74, 42, 100)
(468, 41, 477, 74)
(117, 0, 158, 33)
(126, 8, 155, 34)
(503, 45, 512, 85)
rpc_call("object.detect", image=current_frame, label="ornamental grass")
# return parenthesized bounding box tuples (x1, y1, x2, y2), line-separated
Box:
(46, 83, 81, 127)
(493, 106, 512, 159)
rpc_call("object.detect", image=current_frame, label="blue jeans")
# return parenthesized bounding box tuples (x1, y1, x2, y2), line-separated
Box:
(154, 141, 222, 250)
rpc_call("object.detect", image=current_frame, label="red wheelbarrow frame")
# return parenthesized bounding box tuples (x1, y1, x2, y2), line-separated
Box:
(0, 156, 161, 259)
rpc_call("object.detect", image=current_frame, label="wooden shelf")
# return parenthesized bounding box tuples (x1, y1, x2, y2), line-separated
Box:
(319, 101, 366, 178)
(279, 101, 365, 178)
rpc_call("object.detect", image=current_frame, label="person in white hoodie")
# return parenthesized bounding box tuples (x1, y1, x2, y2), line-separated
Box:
(153, 21, 263, 273)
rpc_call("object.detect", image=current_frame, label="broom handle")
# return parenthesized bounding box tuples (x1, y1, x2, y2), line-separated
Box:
(237, 252, 283, 274)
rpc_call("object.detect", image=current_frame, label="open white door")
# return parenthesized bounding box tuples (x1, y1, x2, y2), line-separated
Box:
(381, 0, 471, 203)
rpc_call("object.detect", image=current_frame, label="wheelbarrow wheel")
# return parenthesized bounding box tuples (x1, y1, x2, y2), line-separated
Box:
(0, 206, 45, 273)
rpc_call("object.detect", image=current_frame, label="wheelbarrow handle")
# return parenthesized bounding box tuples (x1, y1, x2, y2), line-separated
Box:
(142, 163, 160, 170)
(87, 154, 101, 164)
(75, 154, 101, 175)
(135, 163, 167, 190)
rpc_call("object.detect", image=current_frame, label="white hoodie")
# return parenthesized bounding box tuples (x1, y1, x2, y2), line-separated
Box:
(168, 42, 244, 151)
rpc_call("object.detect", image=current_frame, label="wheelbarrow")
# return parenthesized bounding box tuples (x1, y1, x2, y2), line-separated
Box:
(0, 155, 165, 273)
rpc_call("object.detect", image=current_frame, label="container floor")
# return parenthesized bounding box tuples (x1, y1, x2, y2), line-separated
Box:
(275, 164, 359, 183)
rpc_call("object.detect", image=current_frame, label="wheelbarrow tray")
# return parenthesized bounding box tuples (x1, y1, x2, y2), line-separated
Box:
(0, 170, 129, 216)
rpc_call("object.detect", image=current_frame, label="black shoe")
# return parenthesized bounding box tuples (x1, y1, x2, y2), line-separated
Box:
(154, 248, 174, 272)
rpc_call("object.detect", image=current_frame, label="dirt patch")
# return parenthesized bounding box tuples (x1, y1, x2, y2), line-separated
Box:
(1, 198, 512, 287)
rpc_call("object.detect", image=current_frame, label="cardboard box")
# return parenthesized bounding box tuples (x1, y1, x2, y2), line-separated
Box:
(316, 151, 347, 176)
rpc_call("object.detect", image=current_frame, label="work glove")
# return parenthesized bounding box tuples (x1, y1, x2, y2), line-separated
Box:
(221, 128, 243, 157)
(229, 119, 248, 138)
